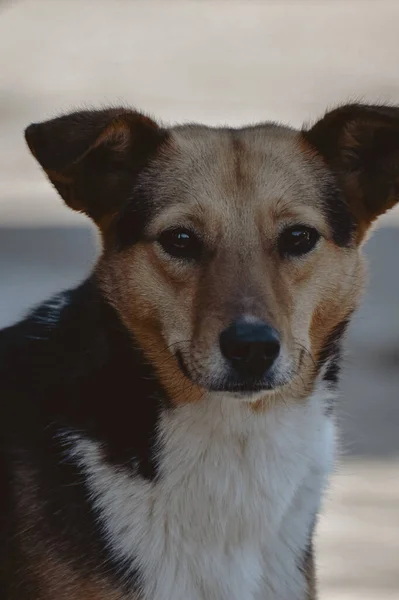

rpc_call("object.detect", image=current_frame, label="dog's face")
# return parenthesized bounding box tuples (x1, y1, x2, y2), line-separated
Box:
(96, 125, 363, 401)
(25, 105, 399, 404)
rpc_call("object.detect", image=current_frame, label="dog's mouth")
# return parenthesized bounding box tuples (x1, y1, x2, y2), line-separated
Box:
(175, 350, 285, 394)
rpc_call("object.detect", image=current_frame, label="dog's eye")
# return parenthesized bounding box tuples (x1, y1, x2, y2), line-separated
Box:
(158, 228, 203, 261)
(278, 226, 320, 257)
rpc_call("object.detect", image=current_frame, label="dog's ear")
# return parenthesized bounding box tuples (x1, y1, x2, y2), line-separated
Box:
(25, 108, 167, 226)
(302, 104, 399, 240)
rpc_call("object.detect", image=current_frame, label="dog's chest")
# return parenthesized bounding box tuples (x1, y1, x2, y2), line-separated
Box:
(73, 394, 334, 600)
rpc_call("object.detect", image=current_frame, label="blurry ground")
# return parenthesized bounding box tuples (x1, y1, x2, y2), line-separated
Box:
(0, 1, 398, 598)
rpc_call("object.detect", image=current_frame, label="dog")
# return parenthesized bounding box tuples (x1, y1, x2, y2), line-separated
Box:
(0, 103, 398, 600)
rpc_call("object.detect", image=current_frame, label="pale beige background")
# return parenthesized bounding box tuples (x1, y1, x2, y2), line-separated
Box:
(0, 1, 398, 598)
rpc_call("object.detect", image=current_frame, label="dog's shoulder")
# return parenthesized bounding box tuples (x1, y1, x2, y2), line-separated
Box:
(0, 290, 71, 399)
(0, 277, 163, 477)
(0, 282, 105, 441)
(0, 279, 109, 390)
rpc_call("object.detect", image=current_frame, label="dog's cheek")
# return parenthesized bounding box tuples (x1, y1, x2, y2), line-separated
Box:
(309, 250, 364, 363)
(157, 272, 200, 356)
(282, 247, 361, 359)
(100, 245, 199, 350)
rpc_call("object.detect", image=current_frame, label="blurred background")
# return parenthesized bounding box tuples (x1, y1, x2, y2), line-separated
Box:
(0, 0, 398, 597)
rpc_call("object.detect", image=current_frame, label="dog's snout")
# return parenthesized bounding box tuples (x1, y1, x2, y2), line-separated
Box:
(219, 319, 280, 377)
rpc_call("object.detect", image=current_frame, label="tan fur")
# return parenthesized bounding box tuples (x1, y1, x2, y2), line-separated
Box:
(97, 245, 204, 405)
(24, 106, 399, 408)
(21, 103, 399, 600)
(98, 124, 365, 406)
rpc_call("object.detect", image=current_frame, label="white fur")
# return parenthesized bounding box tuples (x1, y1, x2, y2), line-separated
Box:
(26, 292, 70, 340)
(68, 385, 335, 600)
(43, 292, 69, 321)
(33, 291, 69, 325)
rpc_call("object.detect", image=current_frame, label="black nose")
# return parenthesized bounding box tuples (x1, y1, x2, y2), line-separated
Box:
(219, 319, 280, 377)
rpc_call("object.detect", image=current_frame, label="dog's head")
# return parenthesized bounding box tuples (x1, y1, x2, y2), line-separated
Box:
(25, 104, 399, 404)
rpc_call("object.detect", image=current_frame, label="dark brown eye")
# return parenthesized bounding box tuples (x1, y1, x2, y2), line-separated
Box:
(278, 226, 320, 257)
(158, 228, 203, 261)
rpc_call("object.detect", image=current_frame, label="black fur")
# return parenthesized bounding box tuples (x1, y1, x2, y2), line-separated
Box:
(322, 357, 341, 386)
(0, 277, 169, 594)
(319, 178, 357, 247)
(25, 109, 169, 224)
(115, 178, 160, 251)
(318, 319, 350, 376)
(318, 318, 350, 415)
(303, 103, 399, 228)
(7, 102, 398, 598)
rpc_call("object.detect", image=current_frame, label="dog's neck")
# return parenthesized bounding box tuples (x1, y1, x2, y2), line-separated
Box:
(67, 371, 335, 600)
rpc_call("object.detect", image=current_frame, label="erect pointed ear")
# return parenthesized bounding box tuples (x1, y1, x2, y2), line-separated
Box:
(25, 108, 168, 226)
(302, 104, 399, 241)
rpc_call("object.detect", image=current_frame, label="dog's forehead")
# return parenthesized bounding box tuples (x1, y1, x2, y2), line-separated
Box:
(153, 123, 323, 213)
(132, 122, 355, 248)
(171, 122, 298, 158)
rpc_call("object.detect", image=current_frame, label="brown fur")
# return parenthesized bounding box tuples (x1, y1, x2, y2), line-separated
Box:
(20, 103, 399, 600)
(13, 463, 128, 600)
(97, 124, 363, 406)
(25, 105, 399, 410)
(30, 553, 126, 600)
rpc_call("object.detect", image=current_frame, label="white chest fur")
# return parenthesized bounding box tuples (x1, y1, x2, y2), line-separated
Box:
(70, 389, 335, 600)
